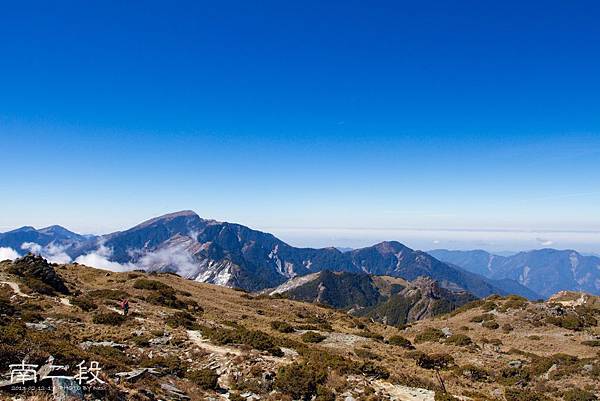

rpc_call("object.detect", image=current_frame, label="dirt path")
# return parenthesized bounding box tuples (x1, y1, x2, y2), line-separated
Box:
(371, 380, 435, 401)
(186, 330, 243, 356)
(0, 281, 32, 298)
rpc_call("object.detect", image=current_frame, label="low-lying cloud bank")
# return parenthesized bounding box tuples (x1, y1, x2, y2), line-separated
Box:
(74, 245, 134, 272)
(4, 240, 202, 277)
(21, 242, 72, 264)
(0, 247, 20, 261)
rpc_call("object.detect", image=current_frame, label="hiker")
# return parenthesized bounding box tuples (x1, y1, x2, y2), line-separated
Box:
(120, 298, 129, 317)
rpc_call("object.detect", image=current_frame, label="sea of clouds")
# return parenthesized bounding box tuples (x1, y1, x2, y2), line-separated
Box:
(0, 240, 201, 277)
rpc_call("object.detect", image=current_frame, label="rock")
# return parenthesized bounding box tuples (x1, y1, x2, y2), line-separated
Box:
(79, 340, 127, 350)
(115, 368, 160, 383)
(150, 335, 171, 345)
(9, 254, 70, 294)
(161, 383, 190, 400)
(508, 360, 522, 369)
(26, 321, 56, 331)
(441, 327, 452, 337)
(241, 392, 260, 400)
(52, 377, 83, 401)
(582, 364, 593, 373)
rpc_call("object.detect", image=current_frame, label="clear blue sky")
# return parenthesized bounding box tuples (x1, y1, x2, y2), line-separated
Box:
(1, 1, 599, 252)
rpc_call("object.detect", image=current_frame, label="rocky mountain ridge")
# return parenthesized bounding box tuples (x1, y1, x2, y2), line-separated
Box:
(0, 211, 537, 298)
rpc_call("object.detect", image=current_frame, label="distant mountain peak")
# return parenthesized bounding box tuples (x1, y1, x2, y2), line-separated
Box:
(134, 210, 203, 229)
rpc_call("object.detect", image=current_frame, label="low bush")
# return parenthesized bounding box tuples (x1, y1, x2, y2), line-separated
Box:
(302, 331, 327, 343)
(414, 327, 445, 344)
(435, 392, 459, 401)
(563, 389, 598, 401)
(581, 340, 600, 347)
(71, 296, 97, 311)
(457, 364, 489, 382)
(87, 289, 130, 300)
(445, 334, 472, 347)
(187, 368, 219, 390)
(354, 348, 380, 360)
(133, 278, 173, 292)
(482, 320, 499, 330)
(470, 313, 495, 323)
(504, 388, 549, 401)
(357, 331, 384, 341)
(165, 311, 198, 329)
(409, 351, 454, 370)
(199, 324, 283, 356)
(271, 320, 295, 333)
(92, 312, 125, 326)
(387, 335, 414, 349)
(275, 362, 327, 400)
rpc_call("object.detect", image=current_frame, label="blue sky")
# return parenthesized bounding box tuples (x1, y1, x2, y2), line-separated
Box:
(1, 1, 599, 252)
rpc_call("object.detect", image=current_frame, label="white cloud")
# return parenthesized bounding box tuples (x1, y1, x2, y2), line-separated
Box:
(536, 237, 554, 246)
(136, 245, 198, 278)
(74, 245, 134, 272)
(0, 247, 20, 261)
(20, 242, 72, 264)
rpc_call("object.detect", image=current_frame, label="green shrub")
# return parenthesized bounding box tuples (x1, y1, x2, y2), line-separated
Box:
(20, 310, 43, 322)
(581, 340, 600, 347)
(92, 312, 125, 325)
(133, 278, 173, 292)
(414, 327, 445, 344)
(457, 364, 489, 382)
(186, 368, 219, 390)
(71, 296, 97, 311)
(410, 351, 454, 370)
(449, 300, 484, 316)
(229, 393, 245, 401)
(445, 334, 472, 347)
(435, 392, 459, 401)
(481, 301, 497, 312)
(563, 389, 598, 401)
(302, 331, 326, 343)
(271, 320, 295, 333)
(145, 291, 186, 309)
(504, 388, 549, 401)
(315, 385, 336, 401)
(22, 276, 55, 295)
(275, 362, 327, 400)
(87, 289, 130, 300)
(130, 335, 150, 347)
(546, 313, 586, 331)
(498, 296, 528, 312)
(498, 367, 531, 386)
(482, 320, 499, 330)
(0, 322, 27, 345)
(165, 311, 198, 329)
(199, 324, 283, 356)
(354, 348, 380, 360)
(470, 313, 495, 323)
(357, 330, 384, 341)
(387, 335, 414, 349)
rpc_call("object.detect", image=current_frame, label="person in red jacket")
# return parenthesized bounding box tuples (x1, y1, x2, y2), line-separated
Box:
(120, 298, 129, 317)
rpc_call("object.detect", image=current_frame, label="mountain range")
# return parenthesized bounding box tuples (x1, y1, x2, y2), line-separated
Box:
(269, 270, 476, 325)
(430, 248, 600, 298)
(0, 210, 557, 299)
